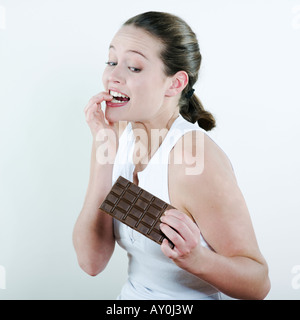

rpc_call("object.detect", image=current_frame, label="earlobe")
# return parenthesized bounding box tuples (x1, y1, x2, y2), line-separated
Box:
(165, 71, 189, 97)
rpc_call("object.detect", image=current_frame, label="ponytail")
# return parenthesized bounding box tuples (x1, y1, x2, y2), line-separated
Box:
(179, 90, 216, 131)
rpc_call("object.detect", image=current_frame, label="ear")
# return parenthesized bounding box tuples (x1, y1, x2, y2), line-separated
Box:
(165, 71, 189, 97)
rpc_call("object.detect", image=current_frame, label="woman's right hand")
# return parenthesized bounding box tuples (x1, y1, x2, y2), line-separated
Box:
(84, 92, 118, 165)
(84, 91, 114, 138)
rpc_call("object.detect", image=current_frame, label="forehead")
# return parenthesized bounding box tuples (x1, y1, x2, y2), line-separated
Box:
(110, 25, 163, 59)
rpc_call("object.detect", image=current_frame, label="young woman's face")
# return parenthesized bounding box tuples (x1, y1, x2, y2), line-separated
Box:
(102, 25, 173, 123)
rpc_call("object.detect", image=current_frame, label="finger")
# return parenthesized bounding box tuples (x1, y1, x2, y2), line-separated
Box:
(161, 211, 201, 253)
(164, 209, 200, 234)
(160, 214, 194, 242)
(84, 92, 112, 113)
(85, 103, 95, 122)
(87, 92, 111, 106)
(160, 222, 186, 251)
(161, 239, 178, 259)
(85, 102, 98, 123)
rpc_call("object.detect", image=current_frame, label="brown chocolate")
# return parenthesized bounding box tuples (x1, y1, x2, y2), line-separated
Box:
(99, 176, 174, 247)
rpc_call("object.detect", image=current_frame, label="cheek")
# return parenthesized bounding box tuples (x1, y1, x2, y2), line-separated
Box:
(102, 69, 109, 88)
(134, 73, 167, 100)
(134, 83, 159, 110)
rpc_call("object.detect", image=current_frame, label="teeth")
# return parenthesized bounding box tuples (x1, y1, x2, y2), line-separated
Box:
(111, 98, 126, 103)
(109, 90, 129, 99)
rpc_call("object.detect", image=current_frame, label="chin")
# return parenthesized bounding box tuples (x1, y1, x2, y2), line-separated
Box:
(105, 106, 126, 123)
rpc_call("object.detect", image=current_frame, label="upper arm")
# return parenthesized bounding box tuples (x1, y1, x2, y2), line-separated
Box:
(170, 132, 264, 263)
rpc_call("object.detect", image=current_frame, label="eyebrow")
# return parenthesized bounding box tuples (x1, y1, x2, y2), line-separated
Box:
(109, 45, 148, 60)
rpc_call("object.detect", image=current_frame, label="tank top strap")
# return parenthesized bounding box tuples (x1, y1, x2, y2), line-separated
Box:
(112, 122, 135, 185)
(160, 114, 205, 155)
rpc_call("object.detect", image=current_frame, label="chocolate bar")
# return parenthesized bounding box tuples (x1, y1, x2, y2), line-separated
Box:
(100, 176, 175, 247)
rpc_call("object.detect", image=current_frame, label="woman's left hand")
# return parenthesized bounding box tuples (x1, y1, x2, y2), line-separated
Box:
(160, 209, 204, 273)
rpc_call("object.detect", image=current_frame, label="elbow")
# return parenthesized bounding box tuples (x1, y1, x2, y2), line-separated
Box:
(258, 261, 271, 300)
(72, 232, 115, 277)
(232, 261, 271, 300)
(74, 245, 112, 277)
(257, 274, 271, 300)
(78, 259, 108, 277)
(75, 247, 114, 276)
(251, 264, 271, 300)
(81, 266, 101, 277)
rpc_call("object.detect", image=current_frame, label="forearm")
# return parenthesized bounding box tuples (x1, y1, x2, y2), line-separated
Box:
(73, 140, 116, 276)
(194, 247, 270, 300)
(160, 208, 271, 300)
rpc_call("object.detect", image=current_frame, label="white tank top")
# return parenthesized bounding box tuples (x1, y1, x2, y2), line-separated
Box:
(112, 114, 221, 300)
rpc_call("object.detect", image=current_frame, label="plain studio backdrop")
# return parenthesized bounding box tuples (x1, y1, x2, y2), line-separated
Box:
(0, 0, 299, 300)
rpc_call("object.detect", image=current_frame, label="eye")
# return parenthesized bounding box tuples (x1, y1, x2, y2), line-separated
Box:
(129, 67, 141, 73)
(105, 61, 117, 67)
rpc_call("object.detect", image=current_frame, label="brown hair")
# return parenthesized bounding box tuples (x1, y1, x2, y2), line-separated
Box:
(124, 11, 216, 131)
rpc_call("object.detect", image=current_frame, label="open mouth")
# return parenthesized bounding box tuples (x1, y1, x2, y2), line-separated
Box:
(109, 90, 130, 104)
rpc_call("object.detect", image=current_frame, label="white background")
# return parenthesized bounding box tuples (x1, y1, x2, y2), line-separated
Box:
(0, 0, 299, 300)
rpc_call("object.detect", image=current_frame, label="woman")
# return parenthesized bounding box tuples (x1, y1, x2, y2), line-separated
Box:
(73, 11, 270, 300)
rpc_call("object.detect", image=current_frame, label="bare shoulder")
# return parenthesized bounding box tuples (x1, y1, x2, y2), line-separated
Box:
(169, 131, 233, 216)
(169, 131, 235, 199)
(169, 131, 262, 258)
(170, 130, 233, 178)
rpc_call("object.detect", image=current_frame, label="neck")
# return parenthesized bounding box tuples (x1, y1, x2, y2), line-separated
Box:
(131, 109, 179, 164)
(132, 109, 179, 134)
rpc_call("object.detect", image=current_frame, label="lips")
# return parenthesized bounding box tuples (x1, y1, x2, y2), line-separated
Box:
(106, 90, 130, 108)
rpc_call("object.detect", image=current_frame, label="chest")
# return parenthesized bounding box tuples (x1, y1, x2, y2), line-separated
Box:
(131, 148, 193, 221)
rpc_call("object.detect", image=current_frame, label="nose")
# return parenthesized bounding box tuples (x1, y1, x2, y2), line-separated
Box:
(107, 64, 125, 84)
